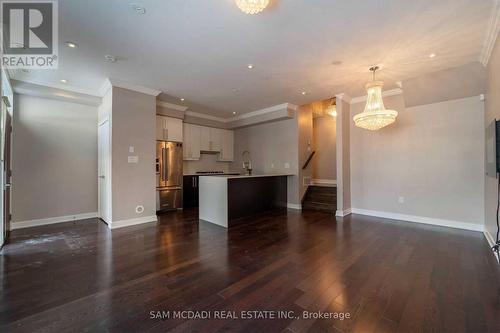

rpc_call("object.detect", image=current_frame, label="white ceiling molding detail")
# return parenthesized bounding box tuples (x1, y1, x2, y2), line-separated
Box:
(14, 78, 100, 97)
(186, 103, 297, 123)
(157, 101, 188, 112)
(12, 80, 102, 106)
(227, 103, 298, 122)
(335, 93, 352, 104)
(99, 78, 162, 97)
(480, 0, 500, 66)
(185, 110, 228, 123)
(350, 88, 404, 105)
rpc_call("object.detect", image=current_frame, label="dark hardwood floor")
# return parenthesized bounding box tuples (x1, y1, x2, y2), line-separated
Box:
(1, 209, 499, 332)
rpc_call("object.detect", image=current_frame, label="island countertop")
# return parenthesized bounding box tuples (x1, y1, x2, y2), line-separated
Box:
(200, 173, 294, 179)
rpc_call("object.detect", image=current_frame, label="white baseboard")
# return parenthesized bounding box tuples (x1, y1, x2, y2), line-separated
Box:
(108, 215, 158, 230)
(11, 212, 99, 230)
(336, 208, 352, 217)
(484, 229, 496, 248)
(351, 208, 483, 232)
(287, 203, 302, 210)
(312, 179, 337, 187)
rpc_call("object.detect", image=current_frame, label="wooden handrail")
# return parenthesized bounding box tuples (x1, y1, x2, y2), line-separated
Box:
(302, 151, 316, 170)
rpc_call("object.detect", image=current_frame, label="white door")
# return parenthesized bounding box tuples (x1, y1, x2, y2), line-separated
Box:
(98, 119, 111, 223)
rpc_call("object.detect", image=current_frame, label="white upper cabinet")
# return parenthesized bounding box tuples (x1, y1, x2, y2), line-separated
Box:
(200, 126, 211, 151)
(219, 129, 234, 162)
(183, 123, 201, 160)
(182, 123, 234, 161)
(156, 116, 183, 142)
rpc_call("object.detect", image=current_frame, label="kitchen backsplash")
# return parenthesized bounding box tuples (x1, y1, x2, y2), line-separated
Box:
(183, 153, 237, 174)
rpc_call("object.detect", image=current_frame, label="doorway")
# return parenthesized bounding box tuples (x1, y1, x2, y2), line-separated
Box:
(98, 118, 111, 224)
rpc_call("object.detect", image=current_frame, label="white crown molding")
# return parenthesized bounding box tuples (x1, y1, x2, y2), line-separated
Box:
(11, 212, 98, 230)
(335, 93, 352, 104)
(185, 110, 228, 123)
(108, 215, 158, 230)
(14, 78, 101, 97)
(186, 103, 297, 124)
(100, 78, 162, 97)
(351, 208, 484, 232)
(157, 101, 188, 112)
(480, 0, 500, 66)
(350, 88, 404, 104)
(12, 80, 102, 106)
(228, 103, 298, 122)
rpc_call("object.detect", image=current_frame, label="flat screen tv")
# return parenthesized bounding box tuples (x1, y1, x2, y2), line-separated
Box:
(486, 119, 500, 178)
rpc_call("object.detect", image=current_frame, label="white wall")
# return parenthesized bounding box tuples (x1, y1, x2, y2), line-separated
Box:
(232, 117, 300, 204)
(312, 115, 337, 181)
(350, 95, 485, 227)
(111, 87, 156, 223)
(485, 33, 500, 240)
(12, 94, 98, 223)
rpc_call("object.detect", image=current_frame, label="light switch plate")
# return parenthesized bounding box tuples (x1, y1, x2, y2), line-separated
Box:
(129, 146, 135, 153)
(128, 156, 139, 163)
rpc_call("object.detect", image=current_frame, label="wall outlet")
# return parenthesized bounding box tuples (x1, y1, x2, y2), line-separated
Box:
(284, 163, 290, 169)
(271, 163, 275, 169)
(135, 205, 144, 214)
(398, 196, 405, 204)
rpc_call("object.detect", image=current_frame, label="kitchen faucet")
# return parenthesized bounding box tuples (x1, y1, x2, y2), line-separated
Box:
(242, 150, 252, 175)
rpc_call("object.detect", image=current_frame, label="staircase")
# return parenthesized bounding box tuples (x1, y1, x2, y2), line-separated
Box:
(302, 185, 337, 213)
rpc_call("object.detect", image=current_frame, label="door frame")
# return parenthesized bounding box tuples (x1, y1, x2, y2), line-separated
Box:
(98, 117, 112, 224)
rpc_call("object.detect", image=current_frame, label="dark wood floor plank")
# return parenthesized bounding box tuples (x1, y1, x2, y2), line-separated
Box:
(1, 209, 499, 332)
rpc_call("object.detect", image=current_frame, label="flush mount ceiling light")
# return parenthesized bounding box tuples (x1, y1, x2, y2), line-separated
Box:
(325, 98, 337, 117)
(235, 0, 269, 15)
(353, 66, 398, 131)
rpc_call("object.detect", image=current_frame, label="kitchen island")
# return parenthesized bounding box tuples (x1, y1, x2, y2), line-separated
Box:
(199, 174, 292, 228)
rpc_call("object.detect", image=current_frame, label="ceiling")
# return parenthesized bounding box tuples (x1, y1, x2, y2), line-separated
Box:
(11, 0, 495, 117)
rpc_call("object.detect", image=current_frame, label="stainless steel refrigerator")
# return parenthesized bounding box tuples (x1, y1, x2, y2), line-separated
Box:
(156, 141, 183, 211)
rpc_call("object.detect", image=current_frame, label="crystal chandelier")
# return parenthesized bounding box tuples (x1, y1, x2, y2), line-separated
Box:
(325, 97, 337, 117)
(235, 0, 269, 15)
(353, 66, 398, 131)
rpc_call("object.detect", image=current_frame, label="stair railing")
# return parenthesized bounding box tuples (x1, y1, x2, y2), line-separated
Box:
(302, 151, 316, 170)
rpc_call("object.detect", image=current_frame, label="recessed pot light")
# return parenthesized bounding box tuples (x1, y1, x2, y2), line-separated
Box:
(66, 42, 77, 48)
(130, 3, 146, 14)
(232, 112, 237, 115)
(247, 64, 254, 69)
(104, 55, 117, 63)
(301, 91, 307, 95)
(60, 79, 68, 83)
(429, 53, 437, 58)
(180, 98, 185, 101)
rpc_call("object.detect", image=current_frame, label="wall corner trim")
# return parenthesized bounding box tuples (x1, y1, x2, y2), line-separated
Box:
(11, 212, 99, 230)
(351, 208, 484, 232)
(108, 215, 158, 230)
(480, 0, 500, 66)
(336, 208, 352, 217)
(287, 203, 302, 210)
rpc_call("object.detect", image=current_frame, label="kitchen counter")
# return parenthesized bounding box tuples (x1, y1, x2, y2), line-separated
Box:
(199, 174, 292, 228)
